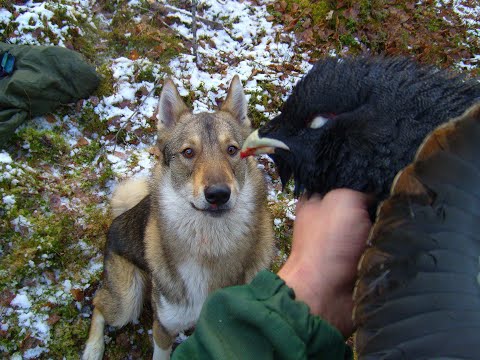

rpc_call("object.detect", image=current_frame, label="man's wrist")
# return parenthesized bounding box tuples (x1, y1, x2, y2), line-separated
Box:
(278, 260, 353, 337)
(277, 261, 323, 315)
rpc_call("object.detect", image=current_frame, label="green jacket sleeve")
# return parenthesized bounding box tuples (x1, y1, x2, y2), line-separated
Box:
(173, 270, 353, 360)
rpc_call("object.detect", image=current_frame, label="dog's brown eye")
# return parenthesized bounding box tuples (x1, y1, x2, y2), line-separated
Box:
(182, 148, 195, 159)
(227, 145, 238, 156)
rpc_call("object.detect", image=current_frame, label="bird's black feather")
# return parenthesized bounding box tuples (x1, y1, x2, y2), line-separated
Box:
(259, 56, 480, 201)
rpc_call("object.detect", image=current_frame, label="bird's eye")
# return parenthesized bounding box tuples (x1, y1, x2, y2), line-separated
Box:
(182, 148, 195, 159)
(227, 145, 238, 156)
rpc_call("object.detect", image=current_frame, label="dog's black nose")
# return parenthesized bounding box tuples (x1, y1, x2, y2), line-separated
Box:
(204, 184, 231, 205)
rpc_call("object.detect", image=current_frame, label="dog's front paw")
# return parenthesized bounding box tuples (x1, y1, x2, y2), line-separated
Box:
(82, 339, 105, 360)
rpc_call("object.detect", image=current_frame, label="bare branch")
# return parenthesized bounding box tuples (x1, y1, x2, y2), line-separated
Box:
(191, 0, 199, 64)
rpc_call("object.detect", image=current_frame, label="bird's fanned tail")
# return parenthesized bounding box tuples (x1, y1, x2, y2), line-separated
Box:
(353, 102, 480, 359)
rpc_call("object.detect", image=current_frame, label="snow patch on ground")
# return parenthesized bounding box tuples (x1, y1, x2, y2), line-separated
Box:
(0, 151, 13, 163)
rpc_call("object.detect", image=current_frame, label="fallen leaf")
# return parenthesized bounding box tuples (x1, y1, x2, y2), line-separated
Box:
(283, 14, 294, 24)
(344, 7, 360, 21)
(118, 100, 132, 109)
(299, 28, 315, 44)
(20, 334, 42, 351)
(43, 271, 56, 283)
(89, 96, 100, 106)
(0, 290, 15, 307)
(116, 333, 130, 348)
(76, 137, 89, 147)
(76, 99, 85, 112)
(135, 87, 149, 98)
(49, 195, 62, 212)
(302, 18, 311, 29)
(107, 115, 122, 126)
(46, 114, 56, 123)
(114, 151, 128, 160)
(70, 288, 84, 302)
(251, 68, 260, 78)
(47, 314, 61, 325)
(129, 49, 140, 60)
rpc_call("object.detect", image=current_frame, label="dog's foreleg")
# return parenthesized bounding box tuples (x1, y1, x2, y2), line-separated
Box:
(82, 308, 106, 360)
(152, 320, 173, 360)
(153, 341, 171, 360)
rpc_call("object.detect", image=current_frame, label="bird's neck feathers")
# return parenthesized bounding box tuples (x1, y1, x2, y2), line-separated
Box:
(281, 126, 344, 195)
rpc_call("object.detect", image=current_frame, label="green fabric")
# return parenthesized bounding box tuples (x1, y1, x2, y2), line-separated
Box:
(0, 42, 100, 146)
(173, 270, 353, 360)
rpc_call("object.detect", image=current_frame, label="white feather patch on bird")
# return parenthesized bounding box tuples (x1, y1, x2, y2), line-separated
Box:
(309, 115, 329, 129)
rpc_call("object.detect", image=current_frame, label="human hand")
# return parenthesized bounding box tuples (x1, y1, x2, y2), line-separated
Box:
(277, 189, 372, 337)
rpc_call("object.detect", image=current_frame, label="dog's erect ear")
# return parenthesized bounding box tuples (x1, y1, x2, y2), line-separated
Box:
(221, 75, 250, 127)
(157, 78, 189, 131)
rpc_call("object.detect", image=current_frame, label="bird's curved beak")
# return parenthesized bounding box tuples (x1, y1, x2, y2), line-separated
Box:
(240, 129, 290, 158)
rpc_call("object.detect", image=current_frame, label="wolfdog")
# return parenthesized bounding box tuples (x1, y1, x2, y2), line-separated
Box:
(82, 76, 274, 359)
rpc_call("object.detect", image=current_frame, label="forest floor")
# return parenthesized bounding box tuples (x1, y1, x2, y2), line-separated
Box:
(0, 0, 479, 358)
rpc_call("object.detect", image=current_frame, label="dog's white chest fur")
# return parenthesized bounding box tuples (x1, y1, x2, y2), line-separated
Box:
(157, 260, 210, 334)
(154, 171, 257, 334)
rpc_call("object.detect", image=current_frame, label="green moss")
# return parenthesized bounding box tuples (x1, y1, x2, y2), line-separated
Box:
(128, 153, 140, 168)
(46, 2, 98, 57)
(288, 0, 332, 24)
(71, 29, 99, 62)
(180, 88, 196, 109)
(245, 79, 286, 129)
(268, 196, 295, 273)
(18, 128, 70, 163)
(246, 90, 271, 129)
(97, 157, 115, 187)
(96, 0, 119, 13)
(49, 316, 90, 359)
(1, 200, 85, 284)
(0, 313, 20, 354)
(0, 8, 16, 37)
(0, 0, 14, 11)
(106, 5, 182, 62)
(136, 64, 156, 83)
(346, 18, 357, 32)
(50, 5, 69, 26)
(113, 128, 129, 145)
(339, 33, 358, 47)
(95, 63, 115, 98)
(79, 104, 108, 135)
(426, 16, 442, 32)
(0, 144, 111, 287)
(248, 106, 269, 129)
(74, 141, 102, 165)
